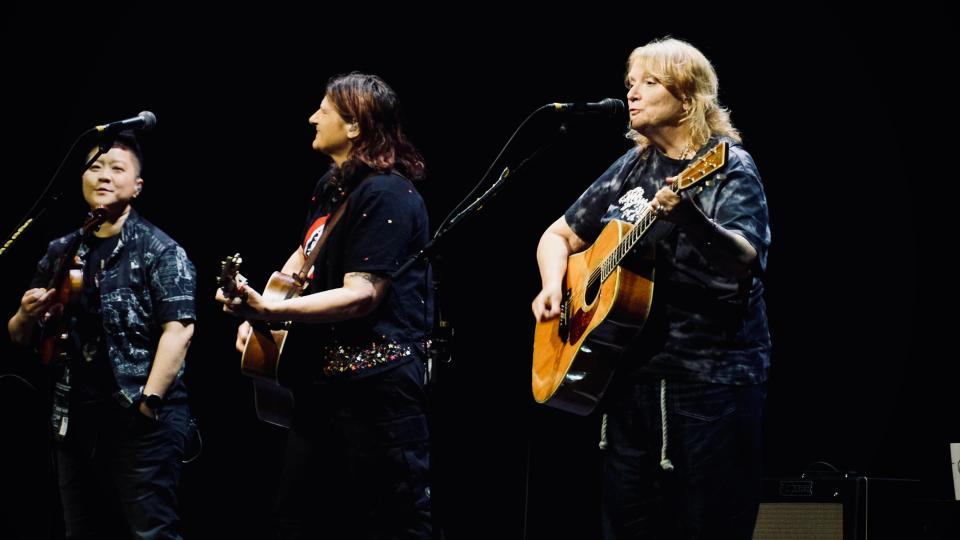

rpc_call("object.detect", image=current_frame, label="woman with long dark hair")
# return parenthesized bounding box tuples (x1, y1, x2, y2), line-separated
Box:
(218, 72, 433, 539)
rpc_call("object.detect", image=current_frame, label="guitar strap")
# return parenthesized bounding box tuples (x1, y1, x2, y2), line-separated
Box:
(295, 194, 349, 288)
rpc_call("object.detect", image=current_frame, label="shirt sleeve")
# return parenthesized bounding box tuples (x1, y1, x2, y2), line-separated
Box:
(27, 247, 56, 290)
(563, 150, 635, 243)
(149, 244, 197, 323)
(711, 146, 772, 271)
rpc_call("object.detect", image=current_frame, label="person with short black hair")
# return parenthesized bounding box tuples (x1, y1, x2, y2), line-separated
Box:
(8, 130, 197, 539)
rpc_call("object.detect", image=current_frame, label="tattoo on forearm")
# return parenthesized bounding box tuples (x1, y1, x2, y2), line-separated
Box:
(346, 272, 386, 285)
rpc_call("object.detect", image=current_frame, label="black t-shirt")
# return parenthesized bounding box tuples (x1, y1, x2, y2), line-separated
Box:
(563, 139, 772, 385)
(72, 234, 122, 402)
(297, 170, 433, 379)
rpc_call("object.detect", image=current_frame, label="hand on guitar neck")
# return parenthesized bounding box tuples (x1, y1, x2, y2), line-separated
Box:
(652, 175, 691, 222)
(215, 274, 253, 355)
(215, 253, 300, 428)
(215, 253, 277, 322)
(216, 254, 251, 353)
(216, 253, 300, 357)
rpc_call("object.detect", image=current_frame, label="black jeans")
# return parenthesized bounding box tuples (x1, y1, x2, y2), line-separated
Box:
(274, 359, 432, 540)
(55, 401, 189, 540)
(601, 377, 765, 540)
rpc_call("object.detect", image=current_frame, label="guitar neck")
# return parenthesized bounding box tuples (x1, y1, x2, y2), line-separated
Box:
(47, 208, 109, 290)
(47, 236, 84, 290)
(600, 208, 659, 282)
(597, 140, 728, 282)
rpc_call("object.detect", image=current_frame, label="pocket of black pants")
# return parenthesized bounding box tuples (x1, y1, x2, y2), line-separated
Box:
(128, 409, 163, 433)
(674, 383, 737, 423)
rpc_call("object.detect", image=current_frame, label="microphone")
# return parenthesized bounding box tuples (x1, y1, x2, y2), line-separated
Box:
(549, 98, 625, 117)
(94, 111, 157, 134)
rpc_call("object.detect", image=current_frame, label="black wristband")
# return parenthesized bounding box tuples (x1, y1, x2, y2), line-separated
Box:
(142, 393, 163, 411)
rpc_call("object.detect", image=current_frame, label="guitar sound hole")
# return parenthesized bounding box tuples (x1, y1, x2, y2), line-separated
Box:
(585, 277, 600, 306)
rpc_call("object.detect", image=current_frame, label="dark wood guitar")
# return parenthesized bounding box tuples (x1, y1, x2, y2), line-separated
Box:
(218, 254, 303, 428)
(39, 207, 108, 365)
(531, 142, 728, 415)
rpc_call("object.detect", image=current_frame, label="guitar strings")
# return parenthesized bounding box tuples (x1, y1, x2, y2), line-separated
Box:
(566, 146, 720, 304)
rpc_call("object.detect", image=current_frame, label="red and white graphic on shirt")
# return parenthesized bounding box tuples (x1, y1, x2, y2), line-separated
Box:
(302, 214, 329, 280)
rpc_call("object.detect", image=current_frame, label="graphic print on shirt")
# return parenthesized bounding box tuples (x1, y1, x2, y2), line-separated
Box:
(617, 186, 653, 224)
(302, 214, 329, 280)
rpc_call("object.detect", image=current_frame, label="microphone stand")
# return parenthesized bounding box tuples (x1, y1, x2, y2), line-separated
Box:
(390, 117, 568, 386)
(0, 127, 105, 401)
(0, 128, 102, 258)
(391, 124, 567, 279)
(387, 103, 616, 539)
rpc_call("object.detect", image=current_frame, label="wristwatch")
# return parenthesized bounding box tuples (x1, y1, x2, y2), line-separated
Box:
(142, 393, 163, 417)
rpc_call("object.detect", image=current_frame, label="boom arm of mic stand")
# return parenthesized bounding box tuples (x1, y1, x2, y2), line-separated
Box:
(0, 128, 99, 257)
(390, 123, 567, 282)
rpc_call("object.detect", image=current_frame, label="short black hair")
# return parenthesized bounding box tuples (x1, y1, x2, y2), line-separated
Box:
(85, 129, 145, 175)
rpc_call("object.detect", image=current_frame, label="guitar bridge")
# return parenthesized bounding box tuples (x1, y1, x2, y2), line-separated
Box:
(558, 289, 571, 342)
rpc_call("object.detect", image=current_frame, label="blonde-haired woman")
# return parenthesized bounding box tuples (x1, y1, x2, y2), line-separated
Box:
(533, 38, 771, 539)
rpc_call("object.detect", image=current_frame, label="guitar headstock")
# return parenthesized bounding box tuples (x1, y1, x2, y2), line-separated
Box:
(82, 206, 109, 236)
(218, 253, 246, 299)
(674, 141, 727, 194)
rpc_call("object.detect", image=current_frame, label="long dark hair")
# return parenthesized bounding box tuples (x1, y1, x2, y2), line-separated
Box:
(325, 72, 425, 186)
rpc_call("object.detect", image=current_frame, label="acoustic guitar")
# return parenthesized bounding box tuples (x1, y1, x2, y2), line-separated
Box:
(218, 254, 303, 428)
(531, 142, 728, 415)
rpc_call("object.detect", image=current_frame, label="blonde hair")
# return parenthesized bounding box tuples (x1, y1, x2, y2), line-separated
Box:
(626, 37, 741, 149)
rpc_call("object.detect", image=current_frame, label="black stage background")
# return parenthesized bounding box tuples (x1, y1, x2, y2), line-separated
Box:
(1, 8, 953, 539)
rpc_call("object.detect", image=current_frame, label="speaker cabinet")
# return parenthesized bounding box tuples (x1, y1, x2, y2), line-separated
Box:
(752, 475, 921, 540)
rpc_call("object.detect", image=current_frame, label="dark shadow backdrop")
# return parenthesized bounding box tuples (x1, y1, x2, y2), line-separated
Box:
(1, 8, 952, 539)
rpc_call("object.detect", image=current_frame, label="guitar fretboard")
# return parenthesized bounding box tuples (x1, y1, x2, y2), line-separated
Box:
(600, 205, 658, 282)
(591, 141, 727, 287)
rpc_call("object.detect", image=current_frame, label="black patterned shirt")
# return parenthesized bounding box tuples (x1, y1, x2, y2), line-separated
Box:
(30, 209, 197, 405)
(563, 138, 771, 384)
